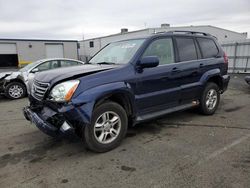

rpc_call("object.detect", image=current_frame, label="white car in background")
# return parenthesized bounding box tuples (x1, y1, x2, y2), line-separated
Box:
(0, 58, 85, 99)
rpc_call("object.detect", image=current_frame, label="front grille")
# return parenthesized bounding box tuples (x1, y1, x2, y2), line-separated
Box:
(32, 80, 50, 101)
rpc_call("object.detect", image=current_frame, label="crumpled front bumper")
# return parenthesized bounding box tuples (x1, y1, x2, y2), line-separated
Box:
(23, 106, 75, 137)
(23, 93, 95, 138)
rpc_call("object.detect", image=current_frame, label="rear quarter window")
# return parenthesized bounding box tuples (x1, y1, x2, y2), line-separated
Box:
(197, 38, 219, 58)
(175, 37, 197, 62)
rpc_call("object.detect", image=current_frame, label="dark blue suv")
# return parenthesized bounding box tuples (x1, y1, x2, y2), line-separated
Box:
(24, 31, 230, 152)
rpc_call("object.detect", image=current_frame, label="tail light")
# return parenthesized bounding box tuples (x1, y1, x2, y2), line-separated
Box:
(223, 52, 228, 64)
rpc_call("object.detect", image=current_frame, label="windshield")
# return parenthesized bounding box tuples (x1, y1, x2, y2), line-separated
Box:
(89, 39, 145, 65)
(19, 60, 42, 72)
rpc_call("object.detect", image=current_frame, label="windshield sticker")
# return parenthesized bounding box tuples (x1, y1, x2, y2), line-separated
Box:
(120, 43, 136, 48)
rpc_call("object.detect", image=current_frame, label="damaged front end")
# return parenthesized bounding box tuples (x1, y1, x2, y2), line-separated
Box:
(0, 72, 12, 94)
(23, 96, 91, 138)
(22, 65, 111, 138)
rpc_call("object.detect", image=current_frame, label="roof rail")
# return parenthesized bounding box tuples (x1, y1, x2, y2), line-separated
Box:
(166, 30, 211, 36)
(167, 30, 212, 36)
(154, 30, 218, 40)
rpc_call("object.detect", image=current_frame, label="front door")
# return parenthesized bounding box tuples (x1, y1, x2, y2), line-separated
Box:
(135, 37, 181, 115)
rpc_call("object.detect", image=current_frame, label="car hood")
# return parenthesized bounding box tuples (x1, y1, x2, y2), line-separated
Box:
(34, 64, 118, 84)
(0, 71, 21, 80)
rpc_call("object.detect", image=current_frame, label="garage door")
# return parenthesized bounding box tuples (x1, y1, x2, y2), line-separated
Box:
(45, 44, 64, 58)
(0, 43, 18, 67)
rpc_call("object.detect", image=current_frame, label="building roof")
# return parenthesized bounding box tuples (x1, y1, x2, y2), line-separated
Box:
(82, 28, 149, 41)
(0, 38, 78, 42)
(82, 25, 246, 42)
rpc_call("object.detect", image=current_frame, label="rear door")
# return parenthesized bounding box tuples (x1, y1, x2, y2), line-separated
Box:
(173, 36, 203, 103)
(196, 37, 221, 74)
(173, 36, 220, 103)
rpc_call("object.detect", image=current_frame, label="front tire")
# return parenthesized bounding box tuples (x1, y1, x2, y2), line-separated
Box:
(83, 101, 128, 152)
(5, 82, 27, 99)
(199, 82, 220, 115)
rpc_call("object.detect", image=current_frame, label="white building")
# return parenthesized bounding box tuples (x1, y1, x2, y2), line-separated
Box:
(79, 24, 248, 61)
(0, 39, 78, 67)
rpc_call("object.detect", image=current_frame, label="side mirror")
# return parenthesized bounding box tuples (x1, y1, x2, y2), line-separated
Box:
(31, 68, 39, 73)
(139, 56, 159, 69)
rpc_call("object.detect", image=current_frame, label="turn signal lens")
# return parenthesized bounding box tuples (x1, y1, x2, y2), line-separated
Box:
(65, 83, 79, 101)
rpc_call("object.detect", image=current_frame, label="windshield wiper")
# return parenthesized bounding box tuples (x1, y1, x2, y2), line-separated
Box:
(96, 62, 116, 65)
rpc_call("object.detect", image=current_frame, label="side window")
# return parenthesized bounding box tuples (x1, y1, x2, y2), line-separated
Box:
(36, 61, 51, 71)
(50, 60, 59, 69)
(60, 60, 79, 67)
(176, 37, 197, 62)
(142, 38, 174, 65)
(36, 60, 59, 71)
(197, 38, 219, 58)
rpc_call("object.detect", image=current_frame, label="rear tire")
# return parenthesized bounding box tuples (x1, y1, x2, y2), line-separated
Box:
(199, 82, 220, 115)
(83, 101, 128, 152)
(5, 82, 27, 99)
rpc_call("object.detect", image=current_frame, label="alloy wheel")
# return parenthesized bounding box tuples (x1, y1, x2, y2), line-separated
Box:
(205, 89, 218, 110)
(94, 111, 121, 144)
(8, 85, 24, 99)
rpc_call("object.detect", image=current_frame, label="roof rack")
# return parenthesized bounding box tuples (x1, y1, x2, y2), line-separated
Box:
(154, 30, 218, 40)
(166, 30, 211, 36)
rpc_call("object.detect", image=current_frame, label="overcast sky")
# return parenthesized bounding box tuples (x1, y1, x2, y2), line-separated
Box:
(0, 0, 249, 40)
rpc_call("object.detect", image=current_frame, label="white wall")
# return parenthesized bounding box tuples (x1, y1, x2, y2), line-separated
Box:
(0, 43, 17, 54)
(160, 26, 247, 43)
(79, 26, 247, 59)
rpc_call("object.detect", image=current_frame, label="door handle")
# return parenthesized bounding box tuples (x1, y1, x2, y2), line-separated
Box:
(199, 63, 204, 68)
(172, 67, 181, 73)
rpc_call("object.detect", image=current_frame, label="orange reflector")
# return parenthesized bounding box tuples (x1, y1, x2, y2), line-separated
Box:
(65, 83, 78, 101)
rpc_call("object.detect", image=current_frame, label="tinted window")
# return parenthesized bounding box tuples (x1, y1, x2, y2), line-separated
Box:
(197, 38, 218, 58)
(60, 60, 80, 67)
(142, 38, 174, 65)
(176, 37, 197, 62)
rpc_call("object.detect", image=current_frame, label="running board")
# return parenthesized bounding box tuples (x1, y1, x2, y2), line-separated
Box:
(136, 101, 199, 122)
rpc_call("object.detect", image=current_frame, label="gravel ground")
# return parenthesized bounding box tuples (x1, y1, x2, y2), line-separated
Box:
(0, 74, 249, 188)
